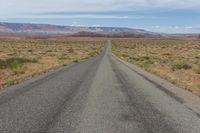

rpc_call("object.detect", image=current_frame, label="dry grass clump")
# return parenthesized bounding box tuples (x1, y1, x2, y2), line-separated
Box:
(112, 38, 200, 95)
(193, 63, 200, 74)
(0, 38, 105, 88)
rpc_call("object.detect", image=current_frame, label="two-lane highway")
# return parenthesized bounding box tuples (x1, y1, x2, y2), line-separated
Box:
(0, 42, 200, 133)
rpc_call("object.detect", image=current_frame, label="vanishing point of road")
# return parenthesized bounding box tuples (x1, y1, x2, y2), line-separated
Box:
(0, 42, 200, 133)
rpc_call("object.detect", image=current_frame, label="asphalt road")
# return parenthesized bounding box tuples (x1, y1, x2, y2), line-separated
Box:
(0, 42, 200, 133)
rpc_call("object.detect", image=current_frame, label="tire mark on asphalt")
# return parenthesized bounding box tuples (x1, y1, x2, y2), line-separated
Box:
(109, 55, 178, 133)
(40, 52, 104, 133)
(115, 56, 184, 104)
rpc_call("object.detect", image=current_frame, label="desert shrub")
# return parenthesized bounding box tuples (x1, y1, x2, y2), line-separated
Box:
(129, 56, 137, 60)
(121, 53, 128, 58)
(59, 56, 71, 60)
(193, 63, 200, 74)
(89, 51, 98, 56)
(68, 48, 74, 53)
(140, 56, 150, 60)
(8, 58, 37, 74)
(5, 77, 15, 86)
(0, 58, 37, 70)
(46, 50, 53, 52)
(135, 56, 151, 62)
(10, 62, 24, 74)
(73, 59, 79, 63)
(197, 84, 200, 89)
(140, 60, 154, 69)
(171, 60, 192, 71)
(28, 49, 33, 52)
(0, 59, 7, 69)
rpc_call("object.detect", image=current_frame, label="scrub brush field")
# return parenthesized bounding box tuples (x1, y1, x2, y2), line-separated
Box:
(112, 38, 200, 96)
(0, 38, 105, 88)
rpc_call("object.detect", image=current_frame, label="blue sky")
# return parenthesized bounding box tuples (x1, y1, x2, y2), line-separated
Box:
(1, 0, 200, 33)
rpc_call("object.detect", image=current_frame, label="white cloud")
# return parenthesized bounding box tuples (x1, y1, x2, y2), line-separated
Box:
(184, 26, 193, 29)
(174, 26, 180, 29)
(1, 14, 129, 19)
(1, 0, 200, 18)
(92, 25, 101, 27)
(150, 25, 161, 28)
(39, 14, 129, 19)
(147, 25, 200, 33)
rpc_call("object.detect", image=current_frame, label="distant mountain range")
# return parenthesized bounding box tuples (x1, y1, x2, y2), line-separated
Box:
(0, 22, 160, 37)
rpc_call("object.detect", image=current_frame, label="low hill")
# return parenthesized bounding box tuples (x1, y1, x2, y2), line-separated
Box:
(0, 22, 160, 37)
